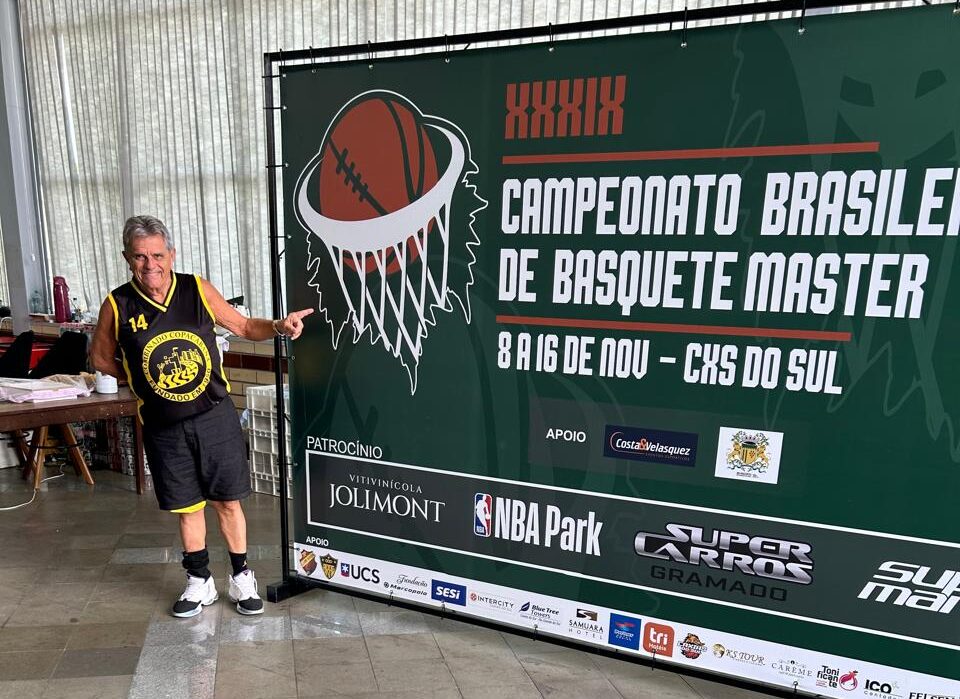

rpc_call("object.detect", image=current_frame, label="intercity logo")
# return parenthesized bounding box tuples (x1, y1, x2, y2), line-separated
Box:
(607, 613, 641, 650)
(468, 590, 517, 614)
(431, 579, 466, 606)
(603, 425, 698, 467)
(642, 622, 674, 656)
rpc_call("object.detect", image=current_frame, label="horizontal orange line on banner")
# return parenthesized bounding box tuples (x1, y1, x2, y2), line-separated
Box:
(495, 314, 852, 342)
(502, 141, 880, 165)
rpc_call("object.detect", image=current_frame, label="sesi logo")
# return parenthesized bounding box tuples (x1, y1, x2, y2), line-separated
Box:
(431, 579, 466, 606)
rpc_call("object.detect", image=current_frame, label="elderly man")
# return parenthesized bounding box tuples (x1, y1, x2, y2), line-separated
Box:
(91, 215, 311, 617)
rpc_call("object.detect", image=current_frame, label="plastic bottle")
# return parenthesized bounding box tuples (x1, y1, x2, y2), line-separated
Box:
(53, 276, 70, 323)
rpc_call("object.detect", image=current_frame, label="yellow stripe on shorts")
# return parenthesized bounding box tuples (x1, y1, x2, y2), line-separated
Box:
(170, 500, 207, 514)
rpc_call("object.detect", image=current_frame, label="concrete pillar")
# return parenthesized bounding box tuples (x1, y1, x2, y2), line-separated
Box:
(0, 0, 48, 334)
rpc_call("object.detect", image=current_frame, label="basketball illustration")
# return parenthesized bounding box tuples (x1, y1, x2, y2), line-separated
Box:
(296, 88, 488, 393)
(318, 94, 439, 274)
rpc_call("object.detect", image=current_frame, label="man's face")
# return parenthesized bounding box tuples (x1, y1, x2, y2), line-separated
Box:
(124, 235, 176, 296)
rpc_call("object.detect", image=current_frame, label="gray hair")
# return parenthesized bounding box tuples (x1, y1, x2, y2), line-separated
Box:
(122, 215, 175, 254)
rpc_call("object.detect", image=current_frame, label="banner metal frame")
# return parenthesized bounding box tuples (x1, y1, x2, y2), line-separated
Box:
(260, 2, 954, 696)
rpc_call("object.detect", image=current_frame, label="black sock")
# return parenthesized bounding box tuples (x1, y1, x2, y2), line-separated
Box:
(182, 549, 210, 580)
(229, 551, 248, 577)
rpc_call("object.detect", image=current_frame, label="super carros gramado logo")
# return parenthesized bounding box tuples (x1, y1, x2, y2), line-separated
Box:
(635, 522, 813, 602)
(327, 472, 446, 522)
(143, 331, 211, 402)
(472, 493, 602, 556)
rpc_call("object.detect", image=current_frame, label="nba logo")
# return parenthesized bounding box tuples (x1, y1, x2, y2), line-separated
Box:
(474, 493, 492, 537)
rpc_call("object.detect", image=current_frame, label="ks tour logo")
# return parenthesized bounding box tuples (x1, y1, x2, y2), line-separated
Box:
(295, 90, 488, 393)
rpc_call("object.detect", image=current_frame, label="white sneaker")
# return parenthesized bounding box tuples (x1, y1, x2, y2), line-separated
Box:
(172, 574, 218, 618)
(228, 569, 264, 615)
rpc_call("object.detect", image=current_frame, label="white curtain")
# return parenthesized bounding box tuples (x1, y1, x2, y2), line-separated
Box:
(17, 0, 924, 318)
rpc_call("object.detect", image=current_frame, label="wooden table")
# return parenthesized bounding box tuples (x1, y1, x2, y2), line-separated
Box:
(0, 388, 145, 494)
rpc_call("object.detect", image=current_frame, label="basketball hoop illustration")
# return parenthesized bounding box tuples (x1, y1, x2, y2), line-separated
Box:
(295, 90, 487, 394)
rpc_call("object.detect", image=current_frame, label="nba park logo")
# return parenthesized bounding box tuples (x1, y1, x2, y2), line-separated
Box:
(294, 90, 488, 393)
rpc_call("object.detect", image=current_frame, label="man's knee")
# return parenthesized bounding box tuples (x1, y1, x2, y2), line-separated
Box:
(210, 499, 243, 515)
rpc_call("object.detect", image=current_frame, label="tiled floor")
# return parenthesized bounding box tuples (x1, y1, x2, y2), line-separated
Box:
(0, 466, 774, 698)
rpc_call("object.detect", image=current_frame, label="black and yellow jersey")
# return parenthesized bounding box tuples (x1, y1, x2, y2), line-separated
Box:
(109, 272, 229, 425)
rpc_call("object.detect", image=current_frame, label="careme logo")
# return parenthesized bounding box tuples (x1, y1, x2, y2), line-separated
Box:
(603, 425, 698, 467)
(607, 613, 641, 650)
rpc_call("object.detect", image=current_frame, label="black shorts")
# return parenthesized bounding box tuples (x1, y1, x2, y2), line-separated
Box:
(143, 398, 250, 511)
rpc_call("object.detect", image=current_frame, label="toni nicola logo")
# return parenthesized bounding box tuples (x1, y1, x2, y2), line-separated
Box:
(294, 90, 488, 394)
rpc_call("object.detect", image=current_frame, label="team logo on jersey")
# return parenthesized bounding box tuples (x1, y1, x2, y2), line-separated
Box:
(294, 89, 488, 394)
(142, 330, 211, 402)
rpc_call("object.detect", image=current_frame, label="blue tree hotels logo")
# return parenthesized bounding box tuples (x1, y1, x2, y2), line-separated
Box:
(607, 613, 641, 650)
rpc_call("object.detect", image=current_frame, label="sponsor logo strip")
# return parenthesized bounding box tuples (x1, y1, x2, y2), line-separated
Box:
(294, 542, 960, 698)
(304, 451, 960, 652)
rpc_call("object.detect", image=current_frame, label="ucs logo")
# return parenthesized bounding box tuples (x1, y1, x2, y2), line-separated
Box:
(474, 493, 492, 537)
(339, 563, 380, 584)
(431, 579, 466, 606)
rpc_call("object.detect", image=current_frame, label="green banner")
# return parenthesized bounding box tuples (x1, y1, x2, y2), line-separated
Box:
(280, 6, 959, 695)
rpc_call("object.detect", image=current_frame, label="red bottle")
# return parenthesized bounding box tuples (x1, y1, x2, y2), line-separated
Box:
(52, 276, 70, 323)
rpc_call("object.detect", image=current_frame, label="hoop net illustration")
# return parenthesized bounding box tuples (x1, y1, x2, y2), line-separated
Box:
(295, 90, 487, 393)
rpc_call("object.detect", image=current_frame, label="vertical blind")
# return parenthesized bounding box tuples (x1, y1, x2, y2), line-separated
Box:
(16, 0, 922, 318)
